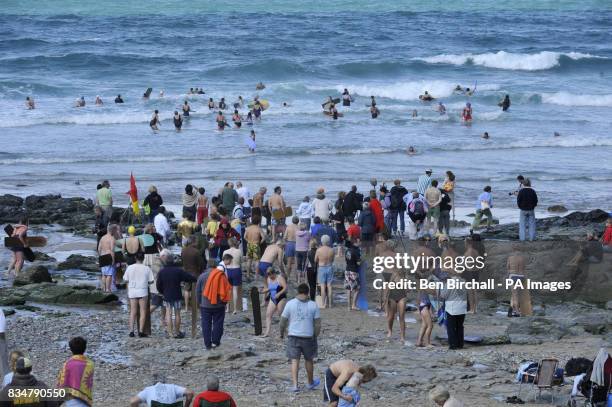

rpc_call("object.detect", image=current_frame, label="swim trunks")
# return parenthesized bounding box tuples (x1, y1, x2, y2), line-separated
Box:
(284, 241, 296, 258)
(344, 270, 360, 291)
(101, 265, 116, 277)
(287, 336, 317, 361)
(318, 265, 333, 284)
(258, 261, 272, 277)
(324, 368, 342, 403)
(247, 242, 260, 260)
(226, 267, 242, 286)
(163, 300, 182, 310)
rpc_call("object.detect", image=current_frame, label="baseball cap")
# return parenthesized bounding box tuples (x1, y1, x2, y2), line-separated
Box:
(426, 168, 433, 173)
(16, 357, 32, 372)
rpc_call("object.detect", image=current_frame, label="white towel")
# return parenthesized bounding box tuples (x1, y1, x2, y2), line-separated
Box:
(590, 347, 610, 386)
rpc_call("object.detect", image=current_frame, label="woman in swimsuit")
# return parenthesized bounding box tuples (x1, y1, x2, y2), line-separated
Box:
(384, 268, 408, 343)
(207, 98, 215, 110)
(416, 285, 434, 348)
(149, 110, 160, 130)
(232, 110, 242, 128)
(173, 111, 183, 131)
(8, 216, 29, 275)
(122, 225, 143, 266)
(216, 112, 227, 130)
(462, 102, 472, 123)
(261, 268, 287, 337)
(182, 101, 191, 117)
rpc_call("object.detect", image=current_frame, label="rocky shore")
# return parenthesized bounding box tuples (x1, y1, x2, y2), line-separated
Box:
(1, 194, 611, 405)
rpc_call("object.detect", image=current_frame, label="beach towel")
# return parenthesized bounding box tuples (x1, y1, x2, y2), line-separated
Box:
(57, 355, 95, 405)
(203, 268, 231, 305)
(590, 347, 610, 386)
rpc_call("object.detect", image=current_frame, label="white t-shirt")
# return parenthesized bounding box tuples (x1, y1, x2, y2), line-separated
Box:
(138, 383, 185, 406)
(281, 297, 320, 338)
(237, 186, 251, 208)
(123, 264, 154, 298)
(0, 309, 5, 333)
(223, 247, 242, 269)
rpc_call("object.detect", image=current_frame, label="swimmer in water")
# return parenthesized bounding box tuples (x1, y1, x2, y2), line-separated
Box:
(173, 111, 183, 131)
(246, 111, 253, 125)
(150, 110, 160, 131)
(412, 109, 418, 118)
(159, 90, 164, 98)
(482, 132, 489, 139)
(198, 88, 205, 94)
(437, 102, 446, 115)
(189, 88, 194, 94)
(25, 96, 35, 109)
(499, 94, 511, 111)
(219, 98, 227, 110)
(330, 104, 339, 120)
(454, 85, 463, 93)
(232, 109, 243, 128)
(462, 102, 472, 123)
(114, 94, 124, 104)
(465, 87, 474, 96)
(553, 131, 561, 137)
(234, 96, 244, 109)
(208, 98, 216, 110)
(407, 146, 416, 155)
(216, 111, 228, 130)
(282, 102, 290, 107)
(419, 91, 434, 102)
(182, 100, 191, 117)
(370, 105, 380, 119)
(256, 82, 266, 90)
(95, 95, 103, 105)
(75, 96, 86, 107)
(248, 130, 256, 152)
(370, 96, 377, 107)
(342, 88, 353, 107)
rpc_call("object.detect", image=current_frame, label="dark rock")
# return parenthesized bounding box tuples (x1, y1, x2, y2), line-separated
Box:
(13, 266, 53, 286)
(34, 251, 56, 262)
(2, 283, 117, 305)
(14, 305, 42, 312)
(506, 317, 571, 345)
(547, 205, 568, 213)
(0, 194, 24, 207)
(57, 254, 99, 273)
(0, 194, 96, 227)
(1, 309, 16, 316)
(0, 296, 26, 306)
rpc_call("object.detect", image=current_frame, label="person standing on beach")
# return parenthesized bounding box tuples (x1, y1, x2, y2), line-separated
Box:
(312, 188, 332, 223)
(196, 255, 232, 350)
(389, 179, 408, 236)
(269, 186, 287, 241)
(222, 238, 242, 314)
(315, 235, 335, 308)
(471, 186, 493, 230)
(143, 185, 163, 223)
(221, 182, 238, 215)
(344, 238, 361, 310)
(123, 252, 154, 337)
(98, 224, 117, 293)
(236, 181, 251, 219)
(324, 360, 377, 406)
(517, 179, 538, 241)
(425, 180, 442, 234)
(153, 207, 171, 245)
(284, 216, 299, 280)
(280, 283, 321, 393)
(507, 244, 532, 317)
(417, 169, 432, 195)
(181, 235, 204, 311)
(96, 180, 113, 223)
(57, 336, 95, 406)
(258, 239, 286, 278)
(156, 250, 197, 339)
(7, 216, 28, 276)
(443, 171, 456, 219)
(439, 267, 467, 350)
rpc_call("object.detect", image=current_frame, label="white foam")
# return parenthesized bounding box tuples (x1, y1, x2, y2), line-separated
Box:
(541, 91, 612, 107)
(416, 51, 599, 71)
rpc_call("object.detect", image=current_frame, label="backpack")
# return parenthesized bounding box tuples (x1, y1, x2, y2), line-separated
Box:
(390, 190, 403, 210)
(410, 199, 426, 218)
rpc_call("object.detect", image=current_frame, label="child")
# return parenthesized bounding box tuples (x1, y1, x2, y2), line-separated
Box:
(338, 372, 362, 407)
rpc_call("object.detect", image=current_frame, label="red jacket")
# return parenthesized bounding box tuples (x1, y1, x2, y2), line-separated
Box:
(603, 225, 612, 246)
(369, 198, 385, 232)
(214, 221, 241, 247)
(193, 390, 237, 407)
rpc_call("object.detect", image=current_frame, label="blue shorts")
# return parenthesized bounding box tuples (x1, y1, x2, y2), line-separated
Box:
(258, 261, 272, 277)
(226, 267, 242, 286)
(163, 300, 182, 310)
(285, 241, 296, 258)
(101, 265, 115, 277)
(318, 265, 333, 284)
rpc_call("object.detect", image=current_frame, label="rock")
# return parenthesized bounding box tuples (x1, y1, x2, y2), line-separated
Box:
(1, 309, 16, 316)
(13, 266, 53, 286)
(0, 194, 24, 207)
(57, 254, 99, 273)
(2, 283, 117, 305)
(0, 296, 26, 306)
(14, 305, 42, 312)
(34, 251, 56, 262)
(606, 301, 612, 310)
(0, 194, 95, 228)
(547, 205, 568, 213)
(506, 317, 570, 345)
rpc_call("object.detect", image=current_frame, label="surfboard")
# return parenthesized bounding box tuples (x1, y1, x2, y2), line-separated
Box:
(247, 99, 270, 110)
(4, 236, 47, 248)
(143, 87, 153, 98)
(250, 286, 262, 335)
(322, 98, 341, 109)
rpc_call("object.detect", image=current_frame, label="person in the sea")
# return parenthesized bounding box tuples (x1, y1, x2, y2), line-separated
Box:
(130, 373, 194, 407)
(256, 82, 266, 90)
(252, 101, 263, 119)
(323, 360, 377, 407)
(247, 130, 256, 152)
(261, 267, 288, 337)
(94, 95, 103, 105)
(57, 336, 95, 406)
(370, 104, 380, 119)
(246, 110, 254, 125)
(98, 224, 118, 293)
(234, 96, 244, 109)
(482, 131, 489, 139)
(232, 109, 242, 128)
(280, 282, 321, 393)
(369, 95, 376, 107)
(437, 101, 446, 115)
(173, 111, 182, 131)
(216, 111, 229, 130)
(25, 96, 35, 109)
(499, 94, 511, 111)
(342, 88, 352, 106)
(453, 85, 463, 93)
(182, 100, 191, 117)
(462, 102, 472, 123)
(149, 110, 160, 131)
(218, 97, 227, 110)
(198, 88, 205, 94)
(159, 90, 164, 98)
(114, 94, 124, 103)
(330, 103, 339, 120)
(412, 109, 418, 118)
(207, 98, 216, 110)
(419, 91, 434, 101)
(407, 146, 416, 155)
(75, 96, 86, 107)
(189, 87, 194, 94)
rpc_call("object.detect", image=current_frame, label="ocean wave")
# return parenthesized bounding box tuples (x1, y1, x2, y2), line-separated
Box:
(414, 51, 604, 71)
(0, 52, 179, 68)
(540, 91, 612, 107)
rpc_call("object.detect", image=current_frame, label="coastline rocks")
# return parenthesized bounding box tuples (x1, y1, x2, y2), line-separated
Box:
(0, 194, 95, 229)
(0, 283, 118, 305)
(506, 317, 570, 345)
(547, 205, 568, 213)
(13, 266, 53, 286)
(57, 254, 99, 273)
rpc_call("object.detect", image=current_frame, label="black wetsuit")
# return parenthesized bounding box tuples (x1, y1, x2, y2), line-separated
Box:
(174, 115, 183, 130)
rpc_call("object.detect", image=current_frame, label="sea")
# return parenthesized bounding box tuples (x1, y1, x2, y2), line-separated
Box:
(1, 0, 611, 216)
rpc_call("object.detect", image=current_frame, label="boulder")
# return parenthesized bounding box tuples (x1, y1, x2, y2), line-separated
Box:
(13, 266, 53, 286)
(34, 252, 56, 262)
(57, 254, 99, 273)
(1, 283, 117, 305)
(0, 194, 96, 228)
(506, 317, 571, 345)
(0, 296, 26, 306)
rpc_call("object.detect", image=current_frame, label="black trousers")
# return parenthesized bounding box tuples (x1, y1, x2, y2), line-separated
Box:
(445, 312, 465, 349)
(307, 267, 317, 301)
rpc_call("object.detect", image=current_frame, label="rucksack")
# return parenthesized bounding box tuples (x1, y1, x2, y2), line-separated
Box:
(410, 199, 425, 218)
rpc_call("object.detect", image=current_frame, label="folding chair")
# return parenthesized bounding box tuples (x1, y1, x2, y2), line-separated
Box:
(532, 358, 559, 404)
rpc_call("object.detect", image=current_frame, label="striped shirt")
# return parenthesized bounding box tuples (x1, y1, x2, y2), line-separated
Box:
(416, 175, 432, 195)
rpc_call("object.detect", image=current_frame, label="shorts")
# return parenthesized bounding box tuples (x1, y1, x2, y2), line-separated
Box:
(258, 261, 272, 277)
(226, 267, 242, 286)
(286, 336, 317, 361)
(318, 265, 333, 284)
(427, 206, 440, 220)
(101, 265, 116, 277)
(163, 300, 182, 310)
(284, 241, 296, 258)
(324, 368, 341, 402)
(344, 270, 360, 291)
(247, 242, 260, 260)
(182, 281, 194, 291)
(271, 208, 285, 225)
(151, 293, 163, 307)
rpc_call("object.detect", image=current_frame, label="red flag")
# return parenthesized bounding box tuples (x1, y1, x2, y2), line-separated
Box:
(127, 173, 139, 215)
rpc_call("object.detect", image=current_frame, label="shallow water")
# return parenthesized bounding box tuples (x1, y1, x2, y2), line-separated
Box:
(0, 2, 611, 211)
